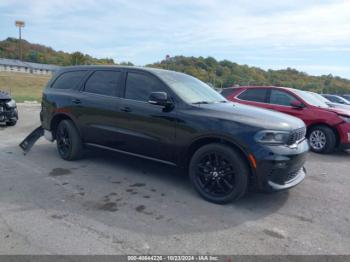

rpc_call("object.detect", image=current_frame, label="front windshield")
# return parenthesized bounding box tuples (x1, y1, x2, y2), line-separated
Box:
(309, 92, 331, 103)
(153, 70, 226, 104)
(293, 89, 329, 108)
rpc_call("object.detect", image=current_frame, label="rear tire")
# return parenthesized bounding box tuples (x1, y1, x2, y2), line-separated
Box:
(56, 120, 83, 161)
(189, 143, 248, 204)
(308, 125, 336, 154)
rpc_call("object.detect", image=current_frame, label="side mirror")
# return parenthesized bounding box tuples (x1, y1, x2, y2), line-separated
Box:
(148, 92, 169, 107)
(290, 100, 304, 109)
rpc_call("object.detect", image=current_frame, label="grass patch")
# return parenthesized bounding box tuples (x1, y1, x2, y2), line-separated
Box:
(0, 71, 51, 102)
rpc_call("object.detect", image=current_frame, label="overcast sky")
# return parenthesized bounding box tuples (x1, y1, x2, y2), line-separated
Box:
(1, 0, 349, 78)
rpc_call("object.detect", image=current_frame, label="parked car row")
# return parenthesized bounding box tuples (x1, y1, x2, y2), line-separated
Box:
(221, 86, 350, 154)
(322, 94, 350, 105)
(20, 66, 309, 204)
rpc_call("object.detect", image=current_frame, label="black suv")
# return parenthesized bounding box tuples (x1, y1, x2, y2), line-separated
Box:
(25, 66, 309, 203)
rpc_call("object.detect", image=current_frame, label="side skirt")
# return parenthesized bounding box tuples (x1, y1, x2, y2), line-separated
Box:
(85, 143, 177, 167)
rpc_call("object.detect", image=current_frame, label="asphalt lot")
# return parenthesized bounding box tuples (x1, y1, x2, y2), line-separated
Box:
(0, 103, 349, 255)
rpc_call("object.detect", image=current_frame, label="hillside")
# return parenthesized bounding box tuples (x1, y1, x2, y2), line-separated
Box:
(148, 56, 350, 93)
(0, 37, 116, 66)
(1, 38, 350, 94)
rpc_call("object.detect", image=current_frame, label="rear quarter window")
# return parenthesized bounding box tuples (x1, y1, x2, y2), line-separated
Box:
(237, 88, 268, 103)
(51, 71, 86, 90)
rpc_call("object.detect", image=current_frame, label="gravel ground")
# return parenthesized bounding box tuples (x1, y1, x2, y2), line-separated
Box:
(0, 103, 349, 255)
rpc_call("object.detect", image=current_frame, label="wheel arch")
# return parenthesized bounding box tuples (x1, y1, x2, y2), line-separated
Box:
(50, 113, 81, 139)
(184, 135, 255, 178)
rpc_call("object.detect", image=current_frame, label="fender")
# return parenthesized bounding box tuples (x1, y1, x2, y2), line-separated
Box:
(179, 132, 252, 168)
(49, 111, 83, 139)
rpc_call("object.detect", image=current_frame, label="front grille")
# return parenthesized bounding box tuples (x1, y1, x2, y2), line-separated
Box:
(0, 100, 16, 122)
(269, 167, 304, 185)
(285, 168, 303, 182)
(0, 101, 5, 114)
(0, 101, 8, 110)
(288, 127, 306, 145)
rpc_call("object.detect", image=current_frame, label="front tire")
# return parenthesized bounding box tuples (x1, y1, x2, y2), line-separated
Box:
(189, 143, 248, 204)
(56, 120, 83, 161)
(6, 120, 17, 126)
(308, 125, 336, 154)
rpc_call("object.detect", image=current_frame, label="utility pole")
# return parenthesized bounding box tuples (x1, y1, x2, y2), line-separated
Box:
(15, 20, 25, 60)
(165, 54, 170, 70)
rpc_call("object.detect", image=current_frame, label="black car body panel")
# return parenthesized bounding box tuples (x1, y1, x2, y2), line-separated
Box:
(0, 90, 18, 124)
(19, 126, 44, 154)
(27, 66, 309, 192)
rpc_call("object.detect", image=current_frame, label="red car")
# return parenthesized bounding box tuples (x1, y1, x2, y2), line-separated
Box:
(222, 86, 350, 154)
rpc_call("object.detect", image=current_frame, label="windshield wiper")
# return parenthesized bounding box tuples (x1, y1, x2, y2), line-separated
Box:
(192, 101, 211, 104)
(192, 100, 227, 104)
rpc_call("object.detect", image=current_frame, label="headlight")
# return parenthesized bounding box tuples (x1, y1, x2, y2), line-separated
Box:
(339, 115, 350, 123)
(255, 130, 290, 145)
(6, 99, 16, 108)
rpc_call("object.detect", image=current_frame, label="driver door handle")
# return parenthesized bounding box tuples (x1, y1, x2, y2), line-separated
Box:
(120, 106, 132, 113)
(72, 99, 81, 104)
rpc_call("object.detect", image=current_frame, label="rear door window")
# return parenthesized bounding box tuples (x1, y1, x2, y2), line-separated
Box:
(269, 89, 297, 106)
(237, 88, 268, 103)
(84, 70, 121, 96)
(52, 71, 86, 89)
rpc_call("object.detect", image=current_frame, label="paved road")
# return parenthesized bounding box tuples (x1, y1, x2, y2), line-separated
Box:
(0, 104, 349, 254)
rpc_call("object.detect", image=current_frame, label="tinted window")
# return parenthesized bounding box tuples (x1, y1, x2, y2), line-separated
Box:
(342, 95, 350, 102)
(333, 97, 343, 103)
(84, 71, 121, 96)
(325, 95, 350, 104)
(238, 89, 268, 103)
(52, 71, 86, 89)
(324, 95, 339, 103)
(125, 72, 164, 102)
(221, 88, 235, 98)
(270, 89, 296, 106)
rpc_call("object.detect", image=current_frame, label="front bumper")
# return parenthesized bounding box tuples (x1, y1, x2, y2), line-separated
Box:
(253, 139, 309, 192)
(336, 122, 350, 149)
(267, 167, 306, 190)
(0, 105, 18, 123)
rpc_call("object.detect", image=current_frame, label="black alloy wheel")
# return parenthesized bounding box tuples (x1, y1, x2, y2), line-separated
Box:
(189, 143, 248, 204)
(56, 120, 83, 160)
(57, 122, 71, 158)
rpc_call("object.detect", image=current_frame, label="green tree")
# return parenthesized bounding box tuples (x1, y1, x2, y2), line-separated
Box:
(70, 52, 86, 65)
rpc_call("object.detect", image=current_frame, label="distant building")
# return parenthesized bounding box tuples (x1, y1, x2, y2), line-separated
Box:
(0, 58, 60, 75)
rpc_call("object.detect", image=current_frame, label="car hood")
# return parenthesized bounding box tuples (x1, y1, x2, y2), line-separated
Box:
(0, 91, 11, 100)
(194, 102, 305, 131)
(322, 106, 350, 117)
